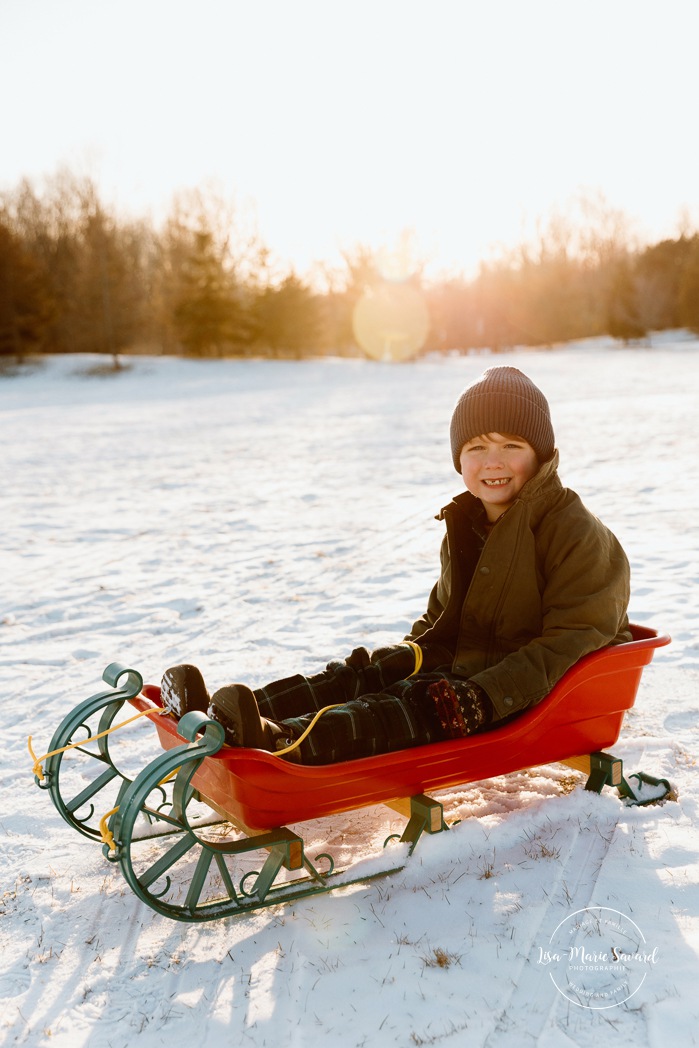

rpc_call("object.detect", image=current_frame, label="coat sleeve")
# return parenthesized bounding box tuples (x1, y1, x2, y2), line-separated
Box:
(405, 534, 452, 641)
(471, 519, 632, 722)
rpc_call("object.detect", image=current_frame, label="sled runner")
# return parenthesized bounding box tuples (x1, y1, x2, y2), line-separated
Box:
(32, 624, 672, 923)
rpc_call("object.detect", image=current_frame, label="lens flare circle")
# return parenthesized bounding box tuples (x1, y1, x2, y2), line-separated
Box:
(352, 282, 429, 362)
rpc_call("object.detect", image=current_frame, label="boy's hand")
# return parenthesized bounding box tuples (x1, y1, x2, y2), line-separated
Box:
(416, 643, 454, 673)
(428, 678, 492, 737)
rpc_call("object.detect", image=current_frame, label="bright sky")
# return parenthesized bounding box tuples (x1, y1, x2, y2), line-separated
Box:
(3, 0, 699, 280)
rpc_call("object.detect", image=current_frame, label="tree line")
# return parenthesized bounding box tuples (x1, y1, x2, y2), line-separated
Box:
(2, 171, 698, 363)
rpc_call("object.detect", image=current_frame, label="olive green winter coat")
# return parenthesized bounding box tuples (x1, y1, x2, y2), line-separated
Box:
(407, 452, 632, 724)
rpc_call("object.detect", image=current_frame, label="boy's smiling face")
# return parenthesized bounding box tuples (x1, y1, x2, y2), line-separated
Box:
(459, 432, 539, 522)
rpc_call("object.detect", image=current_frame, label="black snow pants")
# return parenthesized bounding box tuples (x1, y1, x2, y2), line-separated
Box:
(254, 642, 468, 765)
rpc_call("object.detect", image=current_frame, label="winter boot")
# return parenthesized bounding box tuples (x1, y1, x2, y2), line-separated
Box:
(210, 684, 301, 761)
(161, 664, 210, 719)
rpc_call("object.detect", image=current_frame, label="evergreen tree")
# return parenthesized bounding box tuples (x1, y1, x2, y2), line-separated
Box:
(172, 227, 254, 355)
(635, 236, 695, 331)
(424, 279, 479, 353)
(0, 220, 51, 361)
(678, 237, 699, 333)
(73, 206, 146, 362)
(605, 259, 647, 342)
(254, 273, 321, 356)
(1, 173, 149, 358)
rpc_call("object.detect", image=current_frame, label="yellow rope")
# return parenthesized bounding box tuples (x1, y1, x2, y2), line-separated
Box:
(28, 704, 168, 783)
(404, 641, 424, 677)
(273, 643, 423, 756)
(99, 807, 121, 850)
(99, 765, 180, 850)
(273, 703, 344, 755)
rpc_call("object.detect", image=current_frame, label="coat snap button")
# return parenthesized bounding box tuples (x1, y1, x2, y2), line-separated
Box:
(503, 696, 514, 707)
(479, 566, 490, 575)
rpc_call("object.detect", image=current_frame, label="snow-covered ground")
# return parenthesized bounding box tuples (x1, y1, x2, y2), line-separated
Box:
(2, 337, 698, 1047)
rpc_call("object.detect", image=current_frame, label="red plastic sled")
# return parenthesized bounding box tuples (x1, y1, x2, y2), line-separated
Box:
(131, 624, 670, 831)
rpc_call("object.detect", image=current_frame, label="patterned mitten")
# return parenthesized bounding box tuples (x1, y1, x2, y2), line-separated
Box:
(428, 678, 492, 738)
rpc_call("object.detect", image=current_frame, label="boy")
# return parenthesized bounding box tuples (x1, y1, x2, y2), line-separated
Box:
(162, 366, 631, 764)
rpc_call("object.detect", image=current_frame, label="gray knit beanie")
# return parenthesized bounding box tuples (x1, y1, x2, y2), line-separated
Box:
(449, 366, 555, 470)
